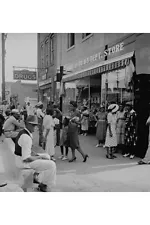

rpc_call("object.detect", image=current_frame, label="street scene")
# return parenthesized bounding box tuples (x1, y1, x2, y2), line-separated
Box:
(1, 33, 150, 192)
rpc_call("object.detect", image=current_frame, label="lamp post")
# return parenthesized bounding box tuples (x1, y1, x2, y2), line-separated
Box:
(1, 33, 7, 101)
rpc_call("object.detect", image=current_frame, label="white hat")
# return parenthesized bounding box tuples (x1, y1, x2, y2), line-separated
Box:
(108, 104, 119, 113)
(37, 101, 43, 107)
(11, 109, 19, 114)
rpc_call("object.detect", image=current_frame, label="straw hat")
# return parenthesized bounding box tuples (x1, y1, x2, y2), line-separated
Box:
(11, 109, 19, 114)
(108, 104, 119, 113)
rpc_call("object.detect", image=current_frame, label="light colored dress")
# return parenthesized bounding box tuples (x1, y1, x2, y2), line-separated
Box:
(105, 112, 117, 147)
(43, 115, 55, 156)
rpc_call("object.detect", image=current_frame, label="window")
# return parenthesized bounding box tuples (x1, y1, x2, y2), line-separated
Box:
(67, 33, 75, 48)
(41, 44, 44, 69)
(45, 39, 49, 68)
(50, 35, 54, 65)
(82, 33, 91, 39)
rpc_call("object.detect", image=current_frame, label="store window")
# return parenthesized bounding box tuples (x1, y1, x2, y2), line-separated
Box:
(82, 33, 92, 39)
(50, 34, 54, 65)
(101, 68, 133, 108)
(67, 33, 75, 49)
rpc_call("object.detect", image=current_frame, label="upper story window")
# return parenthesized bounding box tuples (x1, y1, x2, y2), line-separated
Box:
(82, 33, 92, 39)
(45, 39, 49, 68)
(50, 34, 54, 65)
(67, 33, 75, 49)
(41, 44, 44, 69)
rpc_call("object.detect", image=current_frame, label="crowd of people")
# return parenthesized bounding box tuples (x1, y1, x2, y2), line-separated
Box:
(1, 98, 150, 192)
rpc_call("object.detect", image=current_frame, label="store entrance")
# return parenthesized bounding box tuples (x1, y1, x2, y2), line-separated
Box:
(134, 74, 150, 158)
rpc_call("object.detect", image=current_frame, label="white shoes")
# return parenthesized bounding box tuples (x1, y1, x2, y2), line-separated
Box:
(95, 144, 100, 148)
(62, 156, 68, 161)
(58, 155, 64, 159)
(123, 153, 130, 157)
(130, 155, 135, 159)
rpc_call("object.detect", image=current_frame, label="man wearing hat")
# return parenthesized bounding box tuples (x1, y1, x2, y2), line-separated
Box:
(3, 109, 24, 142)
(14, 115, 56, 192)
(36, 102, 45, 147)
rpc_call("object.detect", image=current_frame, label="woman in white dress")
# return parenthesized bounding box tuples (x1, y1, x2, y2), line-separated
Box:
(105, 104, 119, 159)
(43, 108, 55, 161)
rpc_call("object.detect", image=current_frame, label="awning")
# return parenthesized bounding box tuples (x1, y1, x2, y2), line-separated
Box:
(62, 51, 134, 83)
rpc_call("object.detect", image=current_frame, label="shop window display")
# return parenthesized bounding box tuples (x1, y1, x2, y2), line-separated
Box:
(101, 68, 133, 108)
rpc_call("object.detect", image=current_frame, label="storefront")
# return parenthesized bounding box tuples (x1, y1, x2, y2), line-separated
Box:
(39, 77, 52, 108)
(62, 34, 136, 114)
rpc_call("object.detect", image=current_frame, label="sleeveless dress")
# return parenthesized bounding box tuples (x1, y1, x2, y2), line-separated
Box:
(105, 113, 117, 147)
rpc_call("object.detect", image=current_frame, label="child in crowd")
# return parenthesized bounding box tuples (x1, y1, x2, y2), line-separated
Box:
(59, 117, 70, 161)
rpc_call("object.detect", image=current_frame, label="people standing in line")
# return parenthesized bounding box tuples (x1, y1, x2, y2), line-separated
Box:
(59, 116, 70, 161)
(3, 109, 24, 143)
(81, 106, 89, 136)
(67, 101, 89, 163)
(104, 104, 119, 159)
(138, 113, 150, 165)
(43, 108, 56, 161)
(95, 107, 107, 147)
(36, 102, 44, 147)
(123, 104, 138, 159)
(116, 104, 126, 153)
(14, 115, 56, 192)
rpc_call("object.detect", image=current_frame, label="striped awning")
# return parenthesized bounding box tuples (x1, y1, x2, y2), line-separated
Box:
(62, 51, 134, 83)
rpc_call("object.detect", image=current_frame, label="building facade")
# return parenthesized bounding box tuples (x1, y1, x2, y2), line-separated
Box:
(37, 33, 57, 106)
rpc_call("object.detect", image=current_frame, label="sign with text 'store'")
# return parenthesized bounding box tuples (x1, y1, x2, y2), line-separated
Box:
(13, 70, 37, 80)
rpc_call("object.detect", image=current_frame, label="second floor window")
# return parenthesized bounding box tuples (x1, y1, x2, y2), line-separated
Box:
(50, 35, 54, 65)
(82, 33, 91, 39)
(45, 39, 49, 68)
(67, 33, 75, 49)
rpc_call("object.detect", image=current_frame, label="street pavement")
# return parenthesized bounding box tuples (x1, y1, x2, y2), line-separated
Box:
(32, 131, 150, 192)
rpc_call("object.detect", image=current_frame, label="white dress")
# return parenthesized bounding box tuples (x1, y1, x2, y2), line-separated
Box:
(43, 115, 55, 156)
(105, 113, 117, 147)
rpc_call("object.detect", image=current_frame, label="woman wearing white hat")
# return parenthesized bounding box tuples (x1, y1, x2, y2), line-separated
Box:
(105, 104, 119, 159)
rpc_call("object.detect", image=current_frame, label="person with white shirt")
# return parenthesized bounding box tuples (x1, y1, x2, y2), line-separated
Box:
(36, 102, 45, 147)
(14, 115, 56, 192)
(26, 102, 34, 116)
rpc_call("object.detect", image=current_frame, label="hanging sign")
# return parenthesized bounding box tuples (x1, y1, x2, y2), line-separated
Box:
(13, 70, 37, 80)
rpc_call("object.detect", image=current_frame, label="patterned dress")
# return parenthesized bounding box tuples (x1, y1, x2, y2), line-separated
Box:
(124, 110, 138, 147)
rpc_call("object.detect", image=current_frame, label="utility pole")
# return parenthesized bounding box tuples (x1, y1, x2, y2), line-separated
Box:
(59, 66, 63, 111)
(1, 33, 6, 101)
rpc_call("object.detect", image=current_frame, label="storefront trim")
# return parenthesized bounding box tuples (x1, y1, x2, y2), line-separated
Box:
(62, 51, 134, 82)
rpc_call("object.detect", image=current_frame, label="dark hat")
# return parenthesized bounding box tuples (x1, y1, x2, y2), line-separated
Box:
(26, 115, 38, 125)
(70, 101, 77, 108)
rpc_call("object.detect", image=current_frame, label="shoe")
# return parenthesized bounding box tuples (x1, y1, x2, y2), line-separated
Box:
(62, 156, 68, 161)
(58, 155, 64, 159)
(123, 153, 130, 157)
(106, 154, 113, 159)
(138, 160, 147, 165)
(112, 155, 117, 158)
(51, 156, 56, 162)
(38, 183, 47, 192)
(130, 155, 135, 159)
(95, 144, 100, 148)
(84, 133, 87, 136)
(83, 154, 89, 162)
(69, 157, 76, 162)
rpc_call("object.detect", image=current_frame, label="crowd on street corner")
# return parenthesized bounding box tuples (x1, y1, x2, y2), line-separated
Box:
(1, 96, 150, 192)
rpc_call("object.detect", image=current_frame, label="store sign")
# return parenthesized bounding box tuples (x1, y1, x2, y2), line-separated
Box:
(13, 70, 36, 80)
(39, 77, 52, 87)
(66, 42, 124, 71)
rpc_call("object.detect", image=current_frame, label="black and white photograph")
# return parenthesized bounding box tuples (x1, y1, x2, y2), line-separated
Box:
(0, 1, 149, 224)
(1, 32, 150, 192)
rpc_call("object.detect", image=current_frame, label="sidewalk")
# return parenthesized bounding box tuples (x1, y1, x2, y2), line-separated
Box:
(54, 165, 150, 192)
